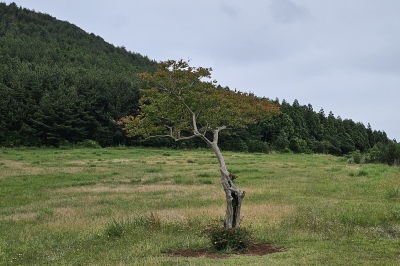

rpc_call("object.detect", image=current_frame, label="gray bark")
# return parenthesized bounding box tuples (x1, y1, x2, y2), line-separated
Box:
(177, 114, 245, 229)
(210, 142, 245, 229)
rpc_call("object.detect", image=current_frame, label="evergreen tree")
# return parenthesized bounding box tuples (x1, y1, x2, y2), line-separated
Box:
(0, 2, 156, 146)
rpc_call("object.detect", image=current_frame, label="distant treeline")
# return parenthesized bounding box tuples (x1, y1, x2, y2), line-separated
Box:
(1, 2, 399, 165)
(149, 97, 399, 165)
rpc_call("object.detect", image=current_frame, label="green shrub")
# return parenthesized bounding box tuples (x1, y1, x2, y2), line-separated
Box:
(247, 140, 270, 153)
(202, 220, 252, 252)
(58, 140, 73, 149)
(389, 206, 400, 220)
(220, 137, 248, 152)
(105, 219, 125, 237)
(366, 142, 400, 165)
(289, 137, 310, 154)
(386, 188, 400, 200)
(352, 150, 362, 164)
(104, 213, 161, 238)
(366, 145, 380, 163)
(357, 169, 368, 176)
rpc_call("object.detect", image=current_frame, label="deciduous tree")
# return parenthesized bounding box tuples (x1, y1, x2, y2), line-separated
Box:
(120, 60, 280, 228)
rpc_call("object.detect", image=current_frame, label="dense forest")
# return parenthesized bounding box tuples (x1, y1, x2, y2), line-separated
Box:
(0, 2, 157, 147)
(1, 2, 399, 164)
(203, 97, 399, 165)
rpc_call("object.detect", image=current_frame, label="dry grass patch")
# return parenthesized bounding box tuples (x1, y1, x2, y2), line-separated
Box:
(107, 158, 137, 164)
(241, 204, 294, 224)
(147, 203, 293, 225)
(0, 159, 44, 176)
(145, 159, 181, 165)
(53, 185, 135, 194)
(53, 206, 81, 219)
(147, 207, 225, 221)
(0, 159, 99, 177)
(64, 160, 92, 166)
(57, 167, 86, 174)
(52, 184, 218, 194)
(242, 186, 278, 195)
(1, 212, 37, 221)
(46, 206, 108, 230)
(0, 159, 26, 168)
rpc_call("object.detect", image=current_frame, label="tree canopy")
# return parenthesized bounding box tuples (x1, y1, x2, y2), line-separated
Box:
(120, 60, 280, 144)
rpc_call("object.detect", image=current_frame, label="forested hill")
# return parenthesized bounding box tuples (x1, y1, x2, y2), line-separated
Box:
(0, 2, 157, 146)
(1, 3, 398, 164)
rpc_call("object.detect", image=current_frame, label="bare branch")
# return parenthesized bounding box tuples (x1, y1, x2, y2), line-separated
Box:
(146, 134, 198, 142)
(165, 125, 173, 136)
(174, 135, 198, 141)
(192, 113, 199, 134)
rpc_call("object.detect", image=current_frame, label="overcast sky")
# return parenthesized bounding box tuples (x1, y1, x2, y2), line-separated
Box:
(6, 0, 400, 140)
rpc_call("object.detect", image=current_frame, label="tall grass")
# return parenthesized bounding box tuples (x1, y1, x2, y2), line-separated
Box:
(0, 147, 399, 265)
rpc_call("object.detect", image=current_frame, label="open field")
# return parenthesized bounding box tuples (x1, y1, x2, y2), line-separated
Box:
(1, 147, 400, 265)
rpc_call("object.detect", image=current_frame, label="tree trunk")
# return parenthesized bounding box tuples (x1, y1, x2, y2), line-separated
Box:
(210, 143, 245, 229)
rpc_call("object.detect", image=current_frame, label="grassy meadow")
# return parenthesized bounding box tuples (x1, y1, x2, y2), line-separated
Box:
(1, 147, 400, 265)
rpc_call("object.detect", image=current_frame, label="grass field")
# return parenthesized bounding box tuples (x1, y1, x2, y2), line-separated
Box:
(1, 147, 400, 265)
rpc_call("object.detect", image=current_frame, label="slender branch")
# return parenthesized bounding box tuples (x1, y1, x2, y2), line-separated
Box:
(157, 82, 201, 136)
(158, 83, 196, 118)
(196, 106, 206, 121)
(178, 81, 195, 95)
(192, 113, 200, 134)
(155, 79, 219, 147)
(166, 125, 173, 136)
(146, 134, 198, 142)
(202, 124, 209, 136)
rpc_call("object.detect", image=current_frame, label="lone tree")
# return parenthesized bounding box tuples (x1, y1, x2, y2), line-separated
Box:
(120, 60, 280, 228)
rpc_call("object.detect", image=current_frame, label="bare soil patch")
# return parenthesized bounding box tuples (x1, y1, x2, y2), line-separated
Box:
(164, 243, 284, 259)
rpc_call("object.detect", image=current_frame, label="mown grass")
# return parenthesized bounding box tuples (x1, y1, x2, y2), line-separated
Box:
(1, 147, 400, 265)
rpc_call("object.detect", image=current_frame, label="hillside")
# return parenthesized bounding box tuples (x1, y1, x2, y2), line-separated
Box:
(0, 2, 157, 146)
(0, 2, 398, 164)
